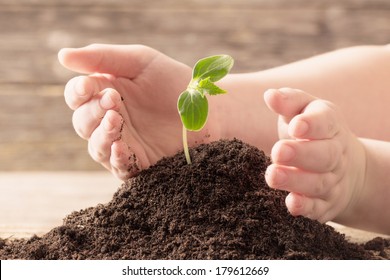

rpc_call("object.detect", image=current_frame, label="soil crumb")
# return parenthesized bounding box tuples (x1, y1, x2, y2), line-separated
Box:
(0, 139, 389, 259)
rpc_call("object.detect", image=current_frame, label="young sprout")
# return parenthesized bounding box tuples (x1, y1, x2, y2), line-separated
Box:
(177, 55, 234, 164)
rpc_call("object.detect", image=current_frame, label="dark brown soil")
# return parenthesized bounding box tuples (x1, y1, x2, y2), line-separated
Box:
(0, 139, 389, 260)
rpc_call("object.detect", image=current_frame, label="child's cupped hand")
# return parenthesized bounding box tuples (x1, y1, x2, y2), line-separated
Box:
(58, 44, 192, 180)
(264, 88, 366, 224)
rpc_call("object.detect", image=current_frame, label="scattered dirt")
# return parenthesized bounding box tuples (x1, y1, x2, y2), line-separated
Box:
(0, 139, 389, 259)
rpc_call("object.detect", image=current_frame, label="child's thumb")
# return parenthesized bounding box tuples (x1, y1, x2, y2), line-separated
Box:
(58, 44, 152, 78)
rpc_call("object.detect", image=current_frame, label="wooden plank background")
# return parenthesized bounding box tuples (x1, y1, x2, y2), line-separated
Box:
(0, 171, 121, 238)
(1, 0, 390, 171)
(1, 0, 390, 241)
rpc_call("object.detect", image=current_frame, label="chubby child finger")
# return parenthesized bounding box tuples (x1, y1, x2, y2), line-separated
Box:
(87, 110, 123, 164)
(265, 164, 337, 198)
(271, 138, 343, 173)
(288, 100, 342, 140)
(64, 76, 100, 110)
(72, 88, 122, 139)
(110, 141, 142, 181)
(64, 75, 114, 110)
(285, 193, 337, 223)
(264, 88, 317, 124)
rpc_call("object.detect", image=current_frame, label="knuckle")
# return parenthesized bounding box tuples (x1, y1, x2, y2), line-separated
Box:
(309, 100, 339, 137)
(66, 75, 99, 108)
(313, 178, 326, 197)
(64, 76, 88, 110)
(323, 102, 342, 134)
(317, 174, 332, 197)
(91, 105, 105, 122)
(318, 140, 342, 172)
(325, 141, 342, 170)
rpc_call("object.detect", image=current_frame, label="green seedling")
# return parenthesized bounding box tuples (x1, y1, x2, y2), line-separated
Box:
(177, 54, 234, 164)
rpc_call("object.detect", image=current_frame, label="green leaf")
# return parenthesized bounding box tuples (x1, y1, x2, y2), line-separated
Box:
(198, 77, 227, 96)
(192, 55, 234, 82)
(177, 89, 208, 131)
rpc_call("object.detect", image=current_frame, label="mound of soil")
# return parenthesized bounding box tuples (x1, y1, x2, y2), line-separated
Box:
(0, 139, 389, 259)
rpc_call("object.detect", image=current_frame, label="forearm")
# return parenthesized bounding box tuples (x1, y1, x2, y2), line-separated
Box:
(259, 45, 390, 141)
(214, 45, 390, 153)
(214, 73, 279, 154)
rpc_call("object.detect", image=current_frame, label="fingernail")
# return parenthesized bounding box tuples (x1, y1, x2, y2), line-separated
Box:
(292, 120, 309, 137)
(278, 87, 294, 96)
(286, 193, 304, 211)
(103, 115, 115, 132)
(100, 90, 115, 109)
(272, 167, 287, 186)
(278, 144, 295, 162)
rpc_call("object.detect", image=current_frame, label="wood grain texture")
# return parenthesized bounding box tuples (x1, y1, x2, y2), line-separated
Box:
(1, 0, 390, 170)
(1, 0, 390, 240)
(0, 172, 120, 238)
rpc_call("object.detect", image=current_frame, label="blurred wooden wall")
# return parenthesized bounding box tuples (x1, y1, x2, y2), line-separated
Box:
(1, 0, 390, 171)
